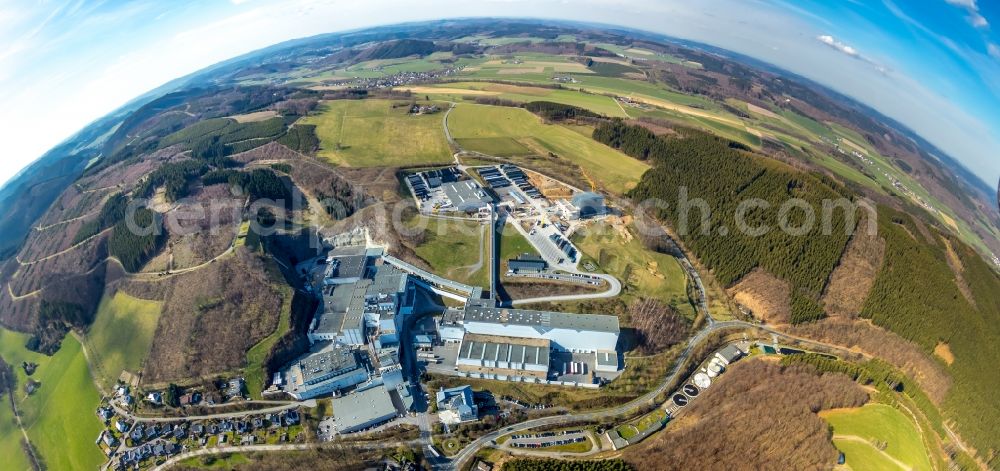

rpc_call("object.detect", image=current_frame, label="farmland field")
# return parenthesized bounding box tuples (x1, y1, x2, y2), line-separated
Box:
(300, 99, 452, 167)
(447, 104, 648, 193)
(83, 291, 163, 390)
(401, 81, 628, 117)
(0, 328, 105, 471)
(455, 137, 532, 157)
(821, 404, 933, 471)
(0, 391, 30, 471)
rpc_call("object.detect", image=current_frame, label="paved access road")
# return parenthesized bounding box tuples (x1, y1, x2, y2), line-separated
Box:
(444, 320, 870, 470)
(444, 319, 750, 470)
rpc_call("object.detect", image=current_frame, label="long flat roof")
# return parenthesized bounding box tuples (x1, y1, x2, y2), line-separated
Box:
(328, 254, 368, 280)
(332, 385, 397, 429)
(463, 305, 619, 334)
(368, 264, 407, 295)
(298, 349, 360, 384)
(459, 334, 550, 366)
(442, 180, 492, 208)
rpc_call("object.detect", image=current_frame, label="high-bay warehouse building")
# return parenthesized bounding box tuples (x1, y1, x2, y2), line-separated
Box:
(436, 303, 621, 380)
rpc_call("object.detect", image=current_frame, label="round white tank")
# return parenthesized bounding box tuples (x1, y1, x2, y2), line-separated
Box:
(693, 372, 711, 389)
(707, 359, 725, 377)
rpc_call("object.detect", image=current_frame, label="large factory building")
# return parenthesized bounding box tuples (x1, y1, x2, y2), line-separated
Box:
(458, 304, 619, 353)
(437, 302, 621, 379)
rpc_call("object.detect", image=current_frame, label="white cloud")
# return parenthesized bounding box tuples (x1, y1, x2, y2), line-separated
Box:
(818, 34, 858, 56)
(816, 34, 889, 74)
(945, 0, 989, 28)
(0, 0, 998, 187)
(989, 43, 1000, 59)
(944, 0, 976, 8)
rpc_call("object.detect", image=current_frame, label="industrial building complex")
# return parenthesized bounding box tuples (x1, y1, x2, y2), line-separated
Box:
(271, 161, 621, 436)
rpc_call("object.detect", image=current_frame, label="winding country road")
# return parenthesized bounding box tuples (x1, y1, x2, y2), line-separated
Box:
(445, 320, 875, 470)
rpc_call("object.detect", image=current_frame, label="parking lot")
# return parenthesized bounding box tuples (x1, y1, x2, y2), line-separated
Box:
(506, 430, 590, 448)
(506, 271, 605, 287)
(523, 222, 580, 272)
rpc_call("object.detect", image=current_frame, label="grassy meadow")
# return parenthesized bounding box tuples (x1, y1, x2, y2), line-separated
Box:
(0, 328, 105, 471)
(301, 99, 452, 167)
(821, 404, 933, 471)
(402, 81, 628, 118)
(831, 438, 901, 471)
(0, 389, 30, 471)
(572, 222, 694, 318)
(498, 223, 540, 262)
(83, 291, 163, 390)
(447, 103, 648, 194)
(408, 216, 487, 288)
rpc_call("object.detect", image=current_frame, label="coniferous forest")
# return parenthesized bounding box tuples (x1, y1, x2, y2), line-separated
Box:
(594, 120, 1000, 459)
(601, 121, 853, 323)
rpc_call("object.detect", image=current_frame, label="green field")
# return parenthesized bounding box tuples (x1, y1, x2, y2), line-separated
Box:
(300, 99, 452, 167)
(832, 437, 902, 471)
(498, 223, 540, 262)
(572, 222, 694, 317)
(179, 452, 252, 469)
(0, 328, 105, 471)
(454, 137, 532, 157)
(404, 81, 628, 118)
(447, 104, 648, 193)
(822, 404, 933, 471)
(409, 216, 488, 287)
(83, 291, 163, 389)
(0, 388, 30, 471)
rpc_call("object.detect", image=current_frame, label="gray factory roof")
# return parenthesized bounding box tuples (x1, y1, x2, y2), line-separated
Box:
(314, 284, 357, 334)
(571, 191, 604, 206)
(315, 310, 347, 335)
(717, 344, 745, 363)
(508, 259, 547, 271)
(368, 265, 408, 295)
(436, 385, 475, 415)
(298, 349, 360, 384)
(323, 284, 355, 312)
(463, 305, 620, 334)
(596, 351, 618, 367)
(441, 308, 465, 324)
(330, 245, 367, 257)
(327, 254, 368, 280)
(332, 385, 397, 430)
(442, 180, 492, 210)
(459, 334, 550, 366)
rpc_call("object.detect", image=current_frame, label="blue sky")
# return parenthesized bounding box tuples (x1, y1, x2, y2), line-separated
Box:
(0, 0, 997, 187)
